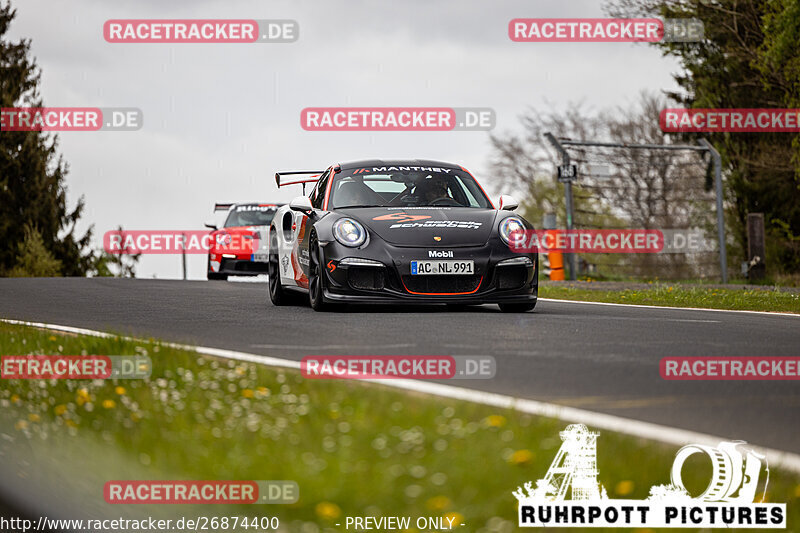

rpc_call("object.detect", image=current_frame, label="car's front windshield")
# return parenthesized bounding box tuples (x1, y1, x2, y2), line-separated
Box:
(328, 167, 492, 210)
(224, 205, 277, 227)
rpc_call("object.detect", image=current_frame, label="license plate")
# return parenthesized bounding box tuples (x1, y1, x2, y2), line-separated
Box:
(410, 260, 474, 275)
(253, 253, 269, 263)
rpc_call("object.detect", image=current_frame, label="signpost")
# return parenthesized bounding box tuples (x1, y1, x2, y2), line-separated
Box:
(557, 164, 577, 182)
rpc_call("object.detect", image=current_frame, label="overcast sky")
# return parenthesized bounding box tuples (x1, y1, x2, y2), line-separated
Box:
(8, 0, 681, 279)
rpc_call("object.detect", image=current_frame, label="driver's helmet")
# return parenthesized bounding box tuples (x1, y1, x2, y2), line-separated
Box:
(417, 176, 449, 202)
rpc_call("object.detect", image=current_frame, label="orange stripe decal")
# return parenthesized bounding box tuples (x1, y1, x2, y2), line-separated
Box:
(400, 276, 483, 296)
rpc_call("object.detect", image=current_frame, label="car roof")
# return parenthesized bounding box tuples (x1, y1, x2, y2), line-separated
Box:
(337, 159, 463, 171)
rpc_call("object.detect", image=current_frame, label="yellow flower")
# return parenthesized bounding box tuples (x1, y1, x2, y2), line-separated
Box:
(256, 386, 269, 397)
(426, 495, 451, 511)
(10, 394, 21, 404)
(443, 512, 464, 527)
(241, 389, 255, 399)
(65, 419, 78, 428)
(102, 399, 116, 409)
(485, 415, 506, 428)
(76, 388, 90, 406)
(315, 501, 341, 520)
(28, 413, 40, 422)
(509, 449, 534, 465)
(115, 386, 126, 395)
(48, 335, 57, 341)
(54, 405, 67, 416)
(615, 480, 635, 496)
(15, 420, 28, 430)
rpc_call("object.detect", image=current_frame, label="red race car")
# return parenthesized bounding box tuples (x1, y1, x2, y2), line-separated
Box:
(205, 202, 283, 280)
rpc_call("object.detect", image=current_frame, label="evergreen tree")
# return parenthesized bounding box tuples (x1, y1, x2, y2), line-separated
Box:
(7, 223, 61, 277)
(0, 0, 94, 276)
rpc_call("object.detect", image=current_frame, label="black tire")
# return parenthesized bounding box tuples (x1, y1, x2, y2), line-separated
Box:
(308, 233, 332, 311)
(498, 302, 536, 313)
(268, 234, 290, 305)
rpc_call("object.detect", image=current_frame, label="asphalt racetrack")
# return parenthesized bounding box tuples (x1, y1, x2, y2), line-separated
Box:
(1, 277, 798, 453)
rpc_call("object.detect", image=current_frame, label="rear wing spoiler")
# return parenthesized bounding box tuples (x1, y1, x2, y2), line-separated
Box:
(214, 203, 234, 211)
(275, 171, 324, 193)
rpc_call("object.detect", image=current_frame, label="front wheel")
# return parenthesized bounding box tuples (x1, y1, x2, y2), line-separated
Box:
(308, 235, 329, 311)
(498, 302, 536, 313)
(268, 236, 290, 305)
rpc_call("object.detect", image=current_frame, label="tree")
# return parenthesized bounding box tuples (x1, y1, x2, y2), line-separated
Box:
(489, 93, 716, 279)
(488, 101, 619, 229)
(6, 224, 61, 277)
(604, 0, 800, 273)
(0, 0, 94, 276)
(91, 227, 141, 278)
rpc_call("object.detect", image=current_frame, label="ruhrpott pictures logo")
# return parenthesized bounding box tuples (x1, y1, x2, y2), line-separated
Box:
(514, 425, 786, 528)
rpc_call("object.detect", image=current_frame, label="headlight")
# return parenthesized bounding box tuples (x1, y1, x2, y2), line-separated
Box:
(333, 218, 367, 247)
(499, 216, 526, 244)
(497, 256, 533, 266)
(340, 257, 383, 267)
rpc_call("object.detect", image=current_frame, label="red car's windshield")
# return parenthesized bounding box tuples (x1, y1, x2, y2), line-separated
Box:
(223, 205, 278, 227)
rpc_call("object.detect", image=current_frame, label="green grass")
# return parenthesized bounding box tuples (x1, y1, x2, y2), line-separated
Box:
(1, 322, 799, 532)
(540, 283, 800, 314)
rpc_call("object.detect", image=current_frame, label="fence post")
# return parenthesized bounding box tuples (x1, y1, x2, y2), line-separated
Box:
(181, 232, 187, 280)
(698, 139, 728, 283)
(746, 213, 766, 281)
(544, 132, 577, 280)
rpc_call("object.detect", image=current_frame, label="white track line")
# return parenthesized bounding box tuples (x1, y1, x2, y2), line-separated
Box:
(540, 297, 800, 317)
(4, 318, 800, 474)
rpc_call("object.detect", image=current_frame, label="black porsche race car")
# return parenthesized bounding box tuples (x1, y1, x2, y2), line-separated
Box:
(268, 160, 537, 311)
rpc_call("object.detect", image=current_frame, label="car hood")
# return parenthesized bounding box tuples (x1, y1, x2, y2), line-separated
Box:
(343, 207, 499, 247)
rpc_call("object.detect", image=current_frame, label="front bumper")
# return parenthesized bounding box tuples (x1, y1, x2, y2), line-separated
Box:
(210, 256, 269, 276)
(318, 240, 537, 305)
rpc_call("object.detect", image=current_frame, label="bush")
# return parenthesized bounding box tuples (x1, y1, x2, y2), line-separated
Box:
(5, 224, 62, 277)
